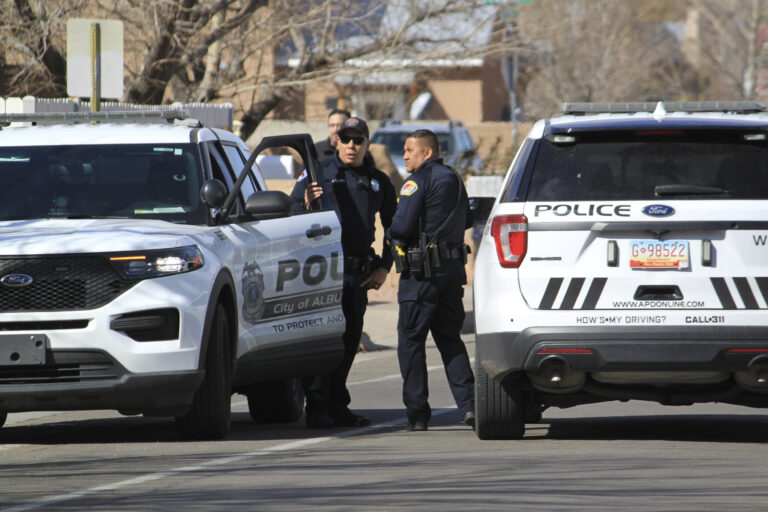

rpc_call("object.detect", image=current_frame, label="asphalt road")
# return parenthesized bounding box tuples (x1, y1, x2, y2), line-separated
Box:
(1, 300, 768, 511)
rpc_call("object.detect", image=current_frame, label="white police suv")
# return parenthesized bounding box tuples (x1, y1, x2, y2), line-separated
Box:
(0, 110, 345, 439)
(473, 101, 768, 439)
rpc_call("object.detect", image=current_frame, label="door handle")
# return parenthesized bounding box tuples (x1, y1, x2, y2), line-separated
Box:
(306, 224, 332, 238)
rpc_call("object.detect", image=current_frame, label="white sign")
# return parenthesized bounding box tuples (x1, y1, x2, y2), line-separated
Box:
(66, 18, 124, 99)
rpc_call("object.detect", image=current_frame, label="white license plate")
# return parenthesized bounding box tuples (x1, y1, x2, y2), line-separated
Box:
(629, 240, 689, 269)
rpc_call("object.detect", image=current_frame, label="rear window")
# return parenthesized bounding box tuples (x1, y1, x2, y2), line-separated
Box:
(371, 130, 453, 156)
(524, 130, 768, 201)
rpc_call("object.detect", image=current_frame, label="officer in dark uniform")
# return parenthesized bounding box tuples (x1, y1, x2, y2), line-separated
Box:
(291, 116, 397, 428)
(387, 129, 475, 432)
(314, 108, 350, 159)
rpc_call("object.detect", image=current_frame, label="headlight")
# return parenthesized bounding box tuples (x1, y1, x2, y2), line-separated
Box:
(107, 246, 204, 280)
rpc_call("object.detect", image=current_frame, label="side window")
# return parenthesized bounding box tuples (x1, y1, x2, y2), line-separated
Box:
(221, 144, 258, 200)
(458, 130, 473, 152)
(206, 143, 233, 188)
(206, 143, 242, 214)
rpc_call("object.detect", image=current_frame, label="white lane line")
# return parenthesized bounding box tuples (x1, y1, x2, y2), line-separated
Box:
(0, 407, 458, 512)
(1, 357, 473, 508)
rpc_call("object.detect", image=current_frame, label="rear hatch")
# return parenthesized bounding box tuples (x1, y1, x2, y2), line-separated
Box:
(516, 127, 768, 313)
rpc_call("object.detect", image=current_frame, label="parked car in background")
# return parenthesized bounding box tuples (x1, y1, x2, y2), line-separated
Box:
(371, 119, 484, 177)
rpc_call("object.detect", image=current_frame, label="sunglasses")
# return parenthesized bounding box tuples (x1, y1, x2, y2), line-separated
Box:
(339, 134, 366, 145)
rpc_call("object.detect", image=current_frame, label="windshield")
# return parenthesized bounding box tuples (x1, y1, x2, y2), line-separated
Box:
(371, 131, 454, 157)
(0, 144, 207, 223)
(525, 130, 768, 201)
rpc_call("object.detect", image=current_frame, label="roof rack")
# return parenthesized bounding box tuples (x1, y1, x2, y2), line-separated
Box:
(561, 101, 767, 115)
(0, 108, 191, 127)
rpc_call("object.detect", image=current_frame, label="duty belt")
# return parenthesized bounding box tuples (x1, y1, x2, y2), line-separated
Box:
(438, 244, 465, 260)
(344, 255, 369, 274)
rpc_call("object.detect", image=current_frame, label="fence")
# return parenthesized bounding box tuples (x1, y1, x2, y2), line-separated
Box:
(0, 96, 233, 131)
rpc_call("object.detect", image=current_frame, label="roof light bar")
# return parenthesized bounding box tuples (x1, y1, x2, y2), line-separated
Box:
(0, 109, 190, 126)
(561, 101, 766, 116)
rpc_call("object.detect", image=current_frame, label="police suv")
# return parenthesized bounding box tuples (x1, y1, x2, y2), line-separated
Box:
(0, 110, 345, 439)
(473, 101, 768, 439)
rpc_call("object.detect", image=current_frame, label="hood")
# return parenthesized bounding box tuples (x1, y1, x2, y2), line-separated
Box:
(0, 219, 204, 255)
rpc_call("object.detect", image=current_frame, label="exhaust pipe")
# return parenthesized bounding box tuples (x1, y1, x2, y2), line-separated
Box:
(735, 356, 768, 394)
(529, 357, 585, 393)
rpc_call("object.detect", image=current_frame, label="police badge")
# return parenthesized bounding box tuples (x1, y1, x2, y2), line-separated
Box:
(241, 261, 266, 323)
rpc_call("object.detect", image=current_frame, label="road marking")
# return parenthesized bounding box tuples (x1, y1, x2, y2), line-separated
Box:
(1, 356, 474, 509)
(0, 407, 459, 512)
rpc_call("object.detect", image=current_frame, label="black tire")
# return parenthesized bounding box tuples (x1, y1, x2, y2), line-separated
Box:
(475, 361, 525, 440)
(0, 411, 6, 428)
(246, 377, 305, 423)
(175, 303, 232, 440)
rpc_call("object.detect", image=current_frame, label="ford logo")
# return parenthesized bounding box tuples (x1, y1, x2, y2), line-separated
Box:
(0, 274, 34, 287)
(642, 204, 675, 217)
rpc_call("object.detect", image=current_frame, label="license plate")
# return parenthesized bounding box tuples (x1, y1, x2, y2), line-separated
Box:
(1, 334, 47, 366)
(629, 240, 689, 269)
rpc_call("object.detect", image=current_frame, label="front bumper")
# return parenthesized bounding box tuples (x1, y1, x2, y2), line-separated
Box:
(0, 349, 204, 415)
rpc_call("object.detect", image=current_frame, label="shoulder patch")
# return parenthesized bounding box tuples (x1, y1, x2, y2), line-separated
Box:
(297, 169, 307, 181)
(400, 181, 418, 196)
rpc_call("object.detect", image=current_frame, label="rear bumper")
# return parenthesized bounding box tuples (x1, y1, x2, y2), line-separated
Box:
(477, 326, 768, 381)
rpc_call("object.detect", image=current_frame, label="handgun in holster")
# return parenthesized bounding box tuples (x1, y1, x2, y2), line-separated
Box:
(391, 239, 409, 274)
(414, 232, 432, 279)
(428, 241, 441, 273)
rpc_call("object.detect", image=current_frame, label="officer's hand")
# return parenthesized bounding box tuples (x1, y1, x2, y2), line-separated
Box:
(304, 183, 323, 210)
(362, 266, 388, 290)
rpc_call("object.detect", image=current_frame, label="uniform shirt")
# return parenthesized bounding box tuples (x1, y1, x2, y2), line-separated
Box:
(388, 157, 471, 247)
(290, 153, 396, 270)
(314, 138, 335, 159)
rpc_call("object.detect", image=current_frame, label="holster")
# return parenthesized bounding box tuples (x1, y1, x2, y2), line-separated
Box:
(391, 240, 410, 274)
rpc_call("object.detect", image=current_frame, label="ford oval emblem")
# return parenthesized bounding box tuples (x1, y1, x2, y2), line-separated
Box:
(642, 204, 675, 217)
(0, 274, 34, 287)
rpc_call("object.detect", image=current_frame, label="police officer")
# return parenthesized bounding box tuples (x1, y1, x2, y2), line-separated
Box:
(291, 116, 397, 428)
(314, 108, 350, 159)
(387, 129, 475, 431)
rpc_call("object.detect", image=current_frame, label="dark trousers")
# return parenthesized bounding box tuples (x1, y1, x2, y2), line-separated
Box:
(397, 262, 474, 423)
(305, 272, 367, 416)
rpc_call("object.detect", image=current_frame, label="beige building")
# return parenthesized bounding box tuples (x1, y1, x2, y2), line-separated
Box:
(276, 53, 509, 125)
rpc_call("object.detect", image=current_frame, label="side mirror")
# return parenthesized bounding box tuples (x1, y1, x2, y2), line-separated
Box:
(200, 179, 228, 208)
(469, 197, 479, 214)
(244, 190, 293, 220)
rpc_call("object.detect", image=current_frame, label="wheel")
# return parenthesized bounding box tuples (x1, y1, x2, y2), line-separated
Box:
(175, 303, 233, 440)
(474, 361, 525, 440)
(246, 377, 305, 423)
(524, 404, 544, 424)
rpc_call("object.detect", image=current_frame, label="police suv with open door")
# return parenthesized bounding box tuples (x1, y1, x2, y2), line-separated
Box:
(0, 110, 344, 439)
(473, 101, 768, 439)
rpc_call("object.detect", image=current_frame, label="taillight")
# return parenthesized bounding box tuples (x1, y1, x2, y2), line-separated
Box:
(491, 214, 527, 268)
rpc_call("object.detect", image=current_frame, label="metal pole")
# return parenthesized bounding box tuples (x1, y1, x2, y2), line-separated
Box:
(511, 52, 518, 148)
(91, 23, 101, 113)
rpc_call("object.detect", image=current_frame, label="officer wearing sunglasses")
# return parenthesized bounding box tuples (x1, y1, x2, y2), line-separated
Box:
(290, 116, 397, 429)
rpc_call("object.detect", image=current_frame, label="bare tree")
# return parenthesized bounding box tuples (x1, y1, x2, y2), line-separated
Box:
(688, 0, 768, 101)
(1, 0, 513, 140)
(515, 0, 685, 119)
(0, 0, 90, 96)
